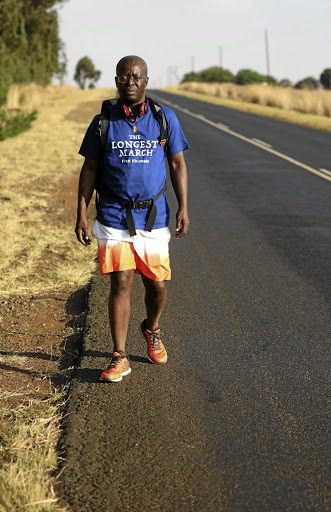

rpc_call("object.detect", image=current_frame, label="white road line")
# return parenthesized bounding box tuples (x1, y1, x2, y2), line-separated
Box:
(252, 138, 272, 148)
(153, 95, 331, 184)
(217, 123, 229, 130)
(319, 168, 331, 177)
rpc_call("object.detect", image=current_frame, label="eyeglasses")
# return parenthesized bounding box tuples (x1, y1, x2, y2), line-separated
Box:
(117, 74, 148, 84)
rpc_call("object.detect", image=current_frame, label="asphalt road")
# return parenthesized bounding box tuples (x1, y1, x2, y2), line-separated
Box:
(59, 91, 331, 512)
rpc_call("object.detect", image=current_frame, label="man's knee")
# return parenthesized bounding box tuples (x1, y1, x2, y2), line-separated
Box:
(110, 271, 133, 296)
(143, 277, 167, 297)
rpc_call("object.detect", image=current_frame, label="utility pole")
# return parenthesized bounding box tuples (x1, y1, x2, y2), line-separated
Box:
(167, 66, 172, 85)
(191, 56, 195, 73)
(264, 29, 270, 78)
(173, 66, 179, 83)
(167, 66, 179, 85)
(219, 46, 223, 68)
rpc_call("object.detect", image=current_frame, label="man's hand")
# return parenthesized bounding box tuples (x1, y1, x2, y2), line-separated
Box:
(175, 207, 189, 239)
(75, 215, 91, 246)
(168, 151, 189, 240)
(75, 157, 98, 246)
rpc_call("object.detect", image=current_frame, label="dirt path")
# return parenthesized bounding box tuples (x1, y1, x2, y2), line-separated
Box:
(0, 93, 106, 412)
(0, 175, 88, 409)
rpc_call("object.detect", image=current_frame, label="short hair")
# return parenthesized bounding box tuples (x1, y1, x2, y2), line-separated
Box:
(116, 55, 148, 75)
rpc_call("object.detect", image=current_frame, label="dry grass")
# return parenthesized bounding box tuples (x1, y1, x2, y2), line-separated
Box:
(0, 393, 68, 512)
(5, 83, 45, 113)
(0, 84, 115, 297)
(0, 84, 116, 510)
(166, 83, 331, 133)
(0, 353, 28, 367)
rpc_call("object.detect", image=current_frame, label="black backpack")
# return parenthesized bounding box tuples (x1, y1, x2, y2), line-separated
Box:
(95, 97, 168, 236)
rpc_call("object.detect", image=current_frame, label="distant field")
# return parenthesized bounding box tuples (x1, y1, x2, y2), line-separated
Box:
(165, 82, 331, 133)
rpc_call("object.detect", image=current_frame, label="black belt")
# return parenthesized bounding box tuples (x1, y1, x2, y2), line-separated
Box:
(103, 183, 167, 236)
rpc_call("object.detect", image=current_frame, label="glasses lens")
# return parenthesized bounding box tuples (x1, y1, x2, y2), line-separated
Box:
(117, 75, 146, 84)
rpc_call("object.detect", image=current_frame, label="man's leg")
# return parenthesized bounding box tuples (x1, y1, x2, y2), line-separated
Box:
(140, 274, 168, 364)
(109, 269, 134, 353)
(141, 273, 167, 330)
(100, 269, 134, 382)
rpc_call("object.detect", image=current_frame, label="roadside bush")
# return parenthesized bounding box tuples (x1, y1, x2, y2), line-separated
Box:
(181, 72, 200, 83)
(278, 78, 293, 88)
(236, 69, 266, 85)
(295, 76, 319, 90)
(0, 109, 37, 140)
(265, 75, 277, 86)
(199, 66, 235, 83)
(181, 67, 234, 84)
(320, 68, 331, 90)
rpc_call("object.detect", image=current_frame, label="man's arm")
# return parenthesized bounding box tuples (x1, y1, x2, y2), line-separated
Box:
(75, 157, 98, 246)
(167, 151, 189, 239)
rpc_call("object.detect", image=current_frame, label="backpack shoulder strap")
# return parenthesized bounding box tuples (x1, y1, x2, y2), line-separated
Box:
(96, 99, 116, 150)
(148, 97, 168, 152)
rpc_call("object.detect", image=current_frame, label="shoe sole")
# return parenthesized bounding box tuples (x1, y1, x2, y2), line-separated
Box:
(147, 354, 168, 364)
(99, 367, 132, 383)
(140, 324, 168, 364)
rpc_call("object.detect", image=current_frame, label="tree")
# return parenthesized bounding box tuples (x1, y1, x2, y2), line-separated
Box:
(199, 66, 235, 83)
(278, 78, 292, 88)
(265, 75, 277, 86)
(181, 72, 200, 83)
(56, 44, 67, 84)
(0, 0, 66, 105)
(294, 76, 319, 90)
(320, 68, 331, 90)
(181, 67, 234, 84)
(236, 69, 266, 85)
(74, 56, 101, 89)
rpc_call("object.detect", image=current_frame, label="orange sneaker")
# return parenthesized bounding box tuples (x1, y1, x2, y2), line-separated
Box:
(141, 320, 168, 364)
(100, 352, 131, 382)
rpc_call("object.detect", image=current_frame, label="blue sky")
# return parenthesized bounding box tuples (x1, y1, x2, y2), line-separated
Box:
(57, 0, 331, 88)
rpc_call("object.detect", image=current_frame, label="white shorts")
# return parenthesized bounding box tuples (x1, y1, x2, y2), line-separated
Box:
(91, 219, 171, 281)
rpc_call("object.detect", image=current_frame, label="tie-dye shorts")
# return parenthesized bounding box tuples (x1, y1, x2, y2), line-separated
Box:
(91, 219, 171, 281)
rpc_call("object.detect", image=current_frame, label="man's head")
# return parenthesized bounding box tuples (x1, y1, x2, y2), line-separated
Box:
(115, 55, 149, 106)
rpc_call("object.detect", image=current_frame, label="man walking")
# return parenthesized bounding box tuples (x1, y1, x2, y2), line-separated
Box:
(75, 55, 189, 382)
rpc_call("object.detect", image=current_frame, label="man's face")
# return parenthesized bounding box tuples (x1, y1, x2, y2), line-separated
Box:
(115, 58, 149, 106)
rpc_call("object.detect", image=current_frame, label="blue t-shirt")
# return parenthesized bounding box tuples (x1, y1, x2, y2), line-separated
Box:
(79, 102, 189, 230)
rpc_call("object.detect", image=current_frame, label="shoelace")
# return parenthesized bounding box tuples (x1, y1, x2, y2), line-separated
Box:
(106, 355, 123, 370)
(148, 331, 162, 351)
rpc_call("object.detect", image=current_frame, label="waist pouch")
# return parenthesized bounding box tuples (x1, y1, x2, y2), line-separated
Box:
(98, 182, 167, 236)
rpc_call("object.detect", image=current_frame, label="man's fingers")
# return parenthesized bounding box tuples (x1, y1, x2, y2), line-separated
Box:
(76, 229, 86, 246)
(75, 225, 91, 246)
(175, 216, 189, 239)
(175, 215, 182, 238)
